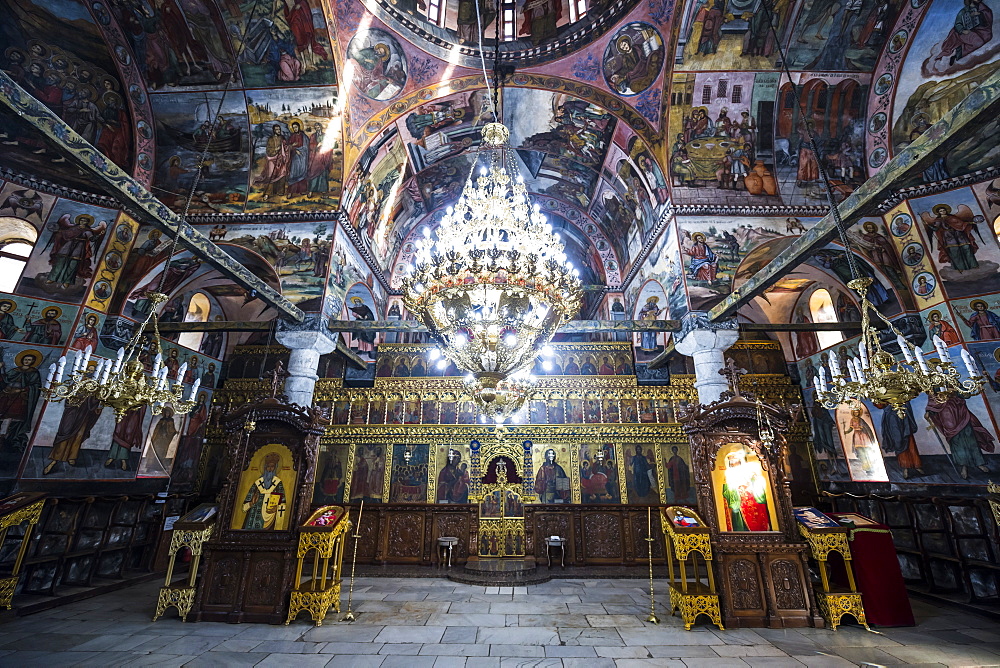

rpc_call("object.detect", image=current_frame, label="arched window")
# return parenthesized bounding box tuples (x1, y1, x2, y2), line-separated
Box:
(0, 217, 38, 292)
(808, 288, 844, 350)
(177, 292, 211, 352)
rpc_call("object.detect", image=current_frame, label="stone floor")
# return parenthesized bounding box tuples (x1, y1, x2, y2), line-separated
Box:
(0, 577, 998, 667)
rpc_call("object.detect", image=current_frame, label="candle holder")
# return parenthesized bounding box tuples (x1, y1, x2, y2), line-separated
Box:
(341, 500, 363, 622)
(646, 506, 659, 624)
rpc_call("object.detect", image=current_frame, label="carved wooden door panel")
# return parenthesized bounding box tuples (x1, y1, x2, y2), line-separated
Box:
(478, 487, 525, 557)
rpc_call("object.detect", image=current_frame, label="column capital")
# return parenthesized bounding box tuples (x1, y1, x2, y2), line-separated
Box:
(275, 315, 339, 354)
(674, 312, 739, 356)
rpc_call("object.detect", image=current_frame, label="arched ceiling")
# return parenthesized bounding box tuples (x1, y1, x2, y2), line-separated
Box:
(2, 0, 981, 294)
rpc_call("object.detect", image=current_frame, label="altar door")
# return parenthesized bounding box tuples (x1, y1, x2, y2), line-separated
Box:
(478, 488, 525, 557)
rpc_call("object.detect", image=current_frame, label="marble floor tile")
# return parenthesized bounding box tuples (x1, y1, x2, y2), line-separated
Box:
(326, 655, 385, 667)
(375, 625, 447, 644)
(0, 576, 997, 668)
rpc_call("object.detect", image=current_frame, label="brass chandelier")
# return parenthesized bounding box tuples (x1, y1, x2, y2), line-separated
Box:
(813, 278, 984, 417)
(403, 122, 582, 421)
(43, 292, 199, 422)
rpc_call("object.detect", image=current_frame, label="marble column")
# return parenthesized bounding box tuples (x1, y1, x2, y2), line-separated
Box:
(276, 321, 338, 408)
(674, 313, 739, 405)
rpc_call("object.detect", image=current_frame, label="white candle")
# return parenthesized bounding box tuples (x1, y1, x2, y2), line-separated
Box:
(846, 358, 858, 383)
(858, 340, 869, 369)
(56, 356, 66, 383)
(45, 363, 56, 389)
(176, 362, 188, 383)
(913, 346, 929, 373)
(114, 347, 125, 373)
(153, 353, 163, 377)
(101, 360, 113, 384)
(70, 349, 81, 373)
(897, 335, 913, 363)
(961, 348, 980, 378)
(830, 354, 842, 378)
(933, 335, 952, 363)
(82, 345, 92, 370)
(189, 378, 201, 400)
(814, 375, 823, 393)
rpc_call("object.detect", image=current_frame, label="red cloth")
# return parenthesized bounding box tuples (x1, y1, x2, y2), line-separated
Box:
(828, 513, 915, 626)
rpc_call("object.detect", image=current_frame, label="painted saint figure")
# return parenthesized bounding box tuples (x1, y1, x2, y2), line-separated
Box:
(256, 125, 291, 201)
(959, 300, 1000, 340)
(875, 401, 923, 479)
(535, 448, 570, 503)
(44, 214, 108, 289)
(106, 406, 145, 471)
(242, 452, 287, 529)
(22, 307, 63, 345)
(921, 204, 981, 272)
(0, 301, 18, 340)
(437, 448, 469, 504)
(44, 392, 103, 475)
(685, 233, 718, 282)
(630, 444, 656, 499)
(665, 445, 691, 502)
(925, 394, 995, 479)
(0, 350, 42, 452)
(843, 407, 879, 474)
(927, 310, 961, 346)
(936, 0, 994, 66)
(721, 448, 772, 531)
(71, 313, 100, 351)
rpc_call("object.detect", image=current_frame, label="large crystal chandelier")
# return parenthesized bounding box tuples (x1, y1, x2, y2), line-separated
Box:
(42, 292, 200, 421)
(814, 278, 984, 417)
(402, 122, 582, 420)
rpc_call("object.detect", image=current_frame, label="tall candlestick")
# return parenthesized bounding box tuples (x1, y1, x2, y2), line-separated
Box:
(45, 363, 56, 389)
(356, 499, 364, 535)
(858, 340, 869, 369)
(913, 346, 928, 373)
(830, 354, 842, 378)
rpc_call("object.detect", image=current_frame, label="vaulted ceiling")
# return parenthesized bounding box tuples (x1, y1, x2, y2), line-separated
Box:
(0, 0, 967, 295)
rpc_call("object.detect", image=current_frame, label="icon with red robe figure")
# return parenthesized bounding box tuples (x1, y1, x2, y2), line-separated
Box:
(720, 446, 772, 531)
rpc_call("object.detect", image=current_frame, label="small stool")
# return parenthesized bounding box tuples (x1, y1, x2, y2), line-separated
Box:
(544, 536, 566, 569)
(437, 536, 459, 568)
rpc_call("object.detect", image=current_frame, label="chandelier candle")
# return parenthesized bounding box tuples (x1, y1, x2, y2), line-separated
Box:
(815, 277, 984, 417)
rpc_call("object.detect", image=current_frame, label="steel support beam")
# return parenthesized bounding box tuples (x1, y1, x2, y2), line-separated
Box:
(0, 72, 304, 322)
(708, 68, 1000, 321)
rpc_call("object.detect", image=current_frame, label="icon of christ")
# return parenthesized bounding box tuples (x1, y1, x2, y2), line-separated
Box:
(720, 448, 772, 531)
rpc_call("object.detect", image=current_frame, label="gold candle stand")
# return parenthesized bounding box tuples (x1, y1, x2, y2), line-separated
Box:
(661, 506, 724, 631)
(153, 504, 217, 622)
(796, 510, 870, 631)
(0, 494, 46, 610)
(285, 506, 351, 626)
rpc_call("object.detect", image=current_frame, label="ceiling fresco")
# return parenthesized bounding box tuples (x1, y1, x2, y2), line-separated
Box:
(1, 0, 992, 304)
